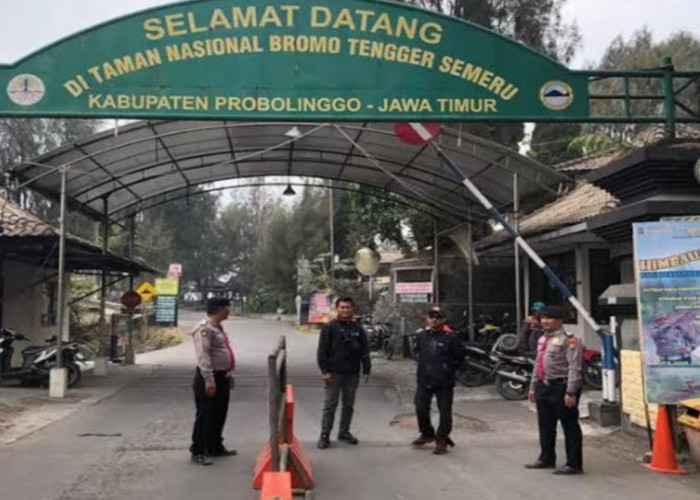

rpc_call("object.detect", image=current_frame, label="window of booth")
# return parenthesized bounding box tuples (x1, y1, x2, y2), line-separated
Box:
(528, 251, 577, 323)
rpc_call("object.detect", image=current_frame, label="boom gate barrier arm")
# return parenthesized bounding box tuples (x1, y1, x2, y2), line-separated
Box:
(427, 135, 613, 340)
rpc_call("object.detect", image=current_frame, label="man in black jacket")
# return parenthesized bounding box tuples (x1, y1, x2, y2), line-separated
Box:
(317, 297, 371, 450)
(412, 308, 466, 455)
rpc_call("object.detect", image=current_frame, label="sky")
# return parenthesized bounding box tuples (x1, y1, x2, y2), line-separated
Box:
(0, 0, 698, 67)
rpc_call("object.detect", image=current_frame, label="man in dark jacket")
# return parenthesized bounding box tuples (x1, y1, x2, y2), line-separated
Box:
(317, 297, 371, 450)
(412, 307, 466, 455)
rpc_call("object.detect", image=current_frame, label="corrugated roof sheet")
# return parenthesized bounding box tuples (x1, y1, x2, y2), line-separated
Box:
(554, 125, 700, 174)
(0, 195, 56, 237)
(476, 183, 619, 249)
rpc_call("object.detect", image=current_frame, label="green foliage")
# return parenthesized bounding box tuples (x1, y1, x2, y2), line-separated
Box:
(588, 29, 700, 140)
(0, 118, 101, 240)
(334, 187, 435, 255)
(135, 326, 185, 354)
(410, 0, 580, 148)
(566, 134, 632, 157)
(130, 188, 226, 295)
(528, 122, 583, 166)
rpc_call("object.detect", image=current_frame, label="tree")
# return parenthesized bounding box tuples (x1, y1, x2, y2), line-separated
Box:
(219, 201, 259, 295)
(529, 122, 583, 167)
(0, 118, 101, 240)
(586, 29, 700, 143)
(133, 189, 226, 297)
(411, 0, 581, 148)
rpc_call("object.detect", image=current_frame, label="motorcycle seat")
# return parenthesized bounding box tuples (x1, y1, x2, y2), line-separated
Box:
(22, 346, 45, 355)
(498, 354, 529, 363)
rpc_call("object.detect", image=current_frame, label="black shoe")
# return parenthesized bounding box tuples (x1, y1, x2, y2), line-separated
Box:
(553, 466, 583, 475)
(411, 435, 435, 447)
(317, 434, 330, 449)
(338, 432, 359, 445)
(213, 447, 238, 457)
(525, 460, 556, 469)
(191, 454, 214, 466)
(433, 438, 449, 455)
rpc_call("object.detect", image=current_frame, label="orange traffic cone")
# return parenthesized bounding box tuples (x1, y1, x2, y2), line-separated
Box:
(642, 405, 688, 475)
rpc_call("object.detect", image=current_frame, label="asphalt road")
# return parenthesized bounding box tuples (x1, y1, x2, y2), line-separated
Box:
(0, 312, 698, 499)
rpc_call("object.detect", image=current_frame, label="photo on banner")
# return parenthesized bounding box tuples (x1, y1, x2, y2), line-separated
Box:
(633, 221, 700, 404)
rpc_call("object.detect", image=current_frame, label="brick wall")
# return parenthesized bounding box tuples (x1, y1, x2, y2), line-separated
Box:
(621, 349, 657, 430)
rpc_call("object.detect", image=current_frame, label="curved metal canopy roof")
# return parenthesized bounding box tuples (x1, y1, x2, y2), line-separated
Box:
(11, 121, 569, 225)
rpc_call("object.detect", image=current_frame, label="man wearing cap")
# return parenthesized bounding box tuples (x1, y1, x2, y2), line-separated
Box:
(189, 297, 237, 466)
(519, 301, 546, 355)
(525, 305, 584, 475)
(411, 307, 466, 455)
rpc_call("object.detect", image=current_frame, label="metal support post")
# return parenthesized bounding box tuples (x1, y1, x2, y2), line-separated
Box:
(523, 259, 531, 319)
(513, 171, 522, 336)
(94, 197, 109, 376)
(125, 215, 136, 365)
(603, 316, 618, 403)
(662, 57, 676, 139)
(329, 184, 335, 291)
(49, 166, 68, 398)
(100, 198, 111, 357)
(433, 219, 439, 304)
(467, 218, 475, 343)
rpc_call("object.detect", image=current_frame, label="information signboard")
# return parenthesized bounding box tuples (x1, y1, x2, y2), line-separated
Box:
(156, 295, 179, 327)
(633, 221, 700, 404)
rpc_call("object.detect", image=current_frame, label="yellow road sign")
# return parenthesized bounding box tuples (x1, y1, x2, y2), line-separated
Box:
(155, 278, 179, 296)
(136, 282, 156, 302)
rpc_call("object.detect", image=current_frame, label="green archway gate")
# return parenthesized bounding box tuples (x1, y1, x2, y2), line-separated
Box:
(1, 0, 698, 132)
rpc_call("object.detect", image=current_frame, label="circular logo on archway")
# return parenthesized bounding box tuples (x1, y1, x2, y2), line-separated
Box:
(540, 81, 574, 111)
(7, 74, 45, 107)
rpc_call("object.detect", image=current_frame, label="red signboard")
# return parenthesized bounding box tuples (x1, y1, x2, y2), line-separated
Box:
(121, 290, 142, 310)
(396, 282, 434, 295)
(309, 292, 332, 324)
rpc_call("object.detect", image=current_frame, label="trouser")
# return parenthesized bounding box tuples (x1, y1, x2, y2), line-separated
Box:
(534, 381, 583, 469)
(414, 385, 454, 439)
(190, 369, 231, 455)
(321, 372, 360, 436)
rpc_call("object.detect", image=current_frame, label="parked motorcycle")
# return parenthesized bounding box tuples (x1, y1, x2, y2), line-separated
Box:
(493, 347, 604, 399)
(456, 312, 518, 350)
(494, 354, 535, 400)
(0, 328, 84, 388)
(583, 348, 603, 390)
(456, 333, 521, 387)
(456, 344, 501, 387)
(361, 317, 396, 360)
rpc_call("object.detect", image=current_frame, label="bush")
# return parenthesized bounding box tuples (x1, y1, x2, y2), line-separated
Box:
(135, 327, 185, 353)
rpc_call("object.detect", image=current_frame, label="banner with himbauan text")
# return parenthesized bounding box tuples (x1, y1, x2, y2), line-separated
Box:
(633, 221, 700, 404)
